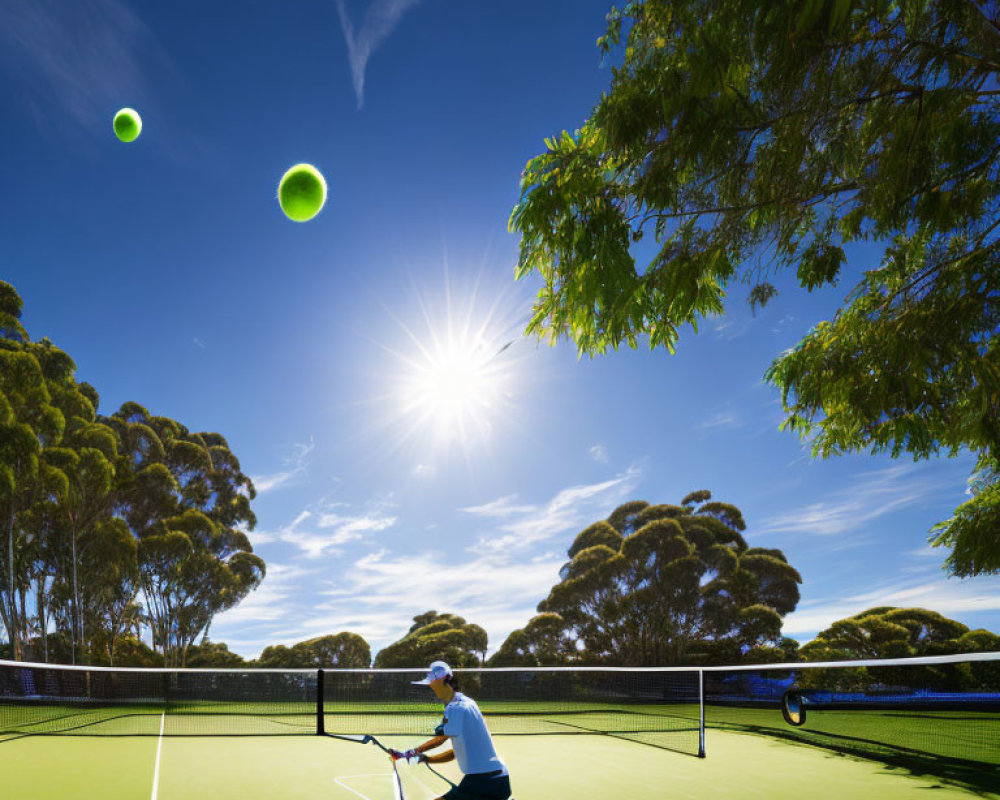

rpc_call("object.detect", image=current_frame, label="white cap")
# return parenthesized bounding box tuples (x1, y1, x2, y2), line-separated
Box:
(411, 660, 453, 685)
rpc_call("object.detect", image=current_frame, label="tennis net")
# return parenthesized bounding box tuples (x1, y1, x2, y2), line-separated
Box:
(704, 651, 1000, 794)
(0, 660, 703, 755)
(3, 652, 998, 785)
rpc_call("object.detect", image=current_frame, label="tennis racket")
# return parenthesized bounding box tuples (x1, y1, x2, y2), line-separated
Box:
(781, 689, 806, 726)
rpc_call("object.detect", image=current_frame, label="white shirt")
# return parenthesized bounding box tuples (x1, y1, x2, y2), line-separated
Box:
(442, 692, 507, 776)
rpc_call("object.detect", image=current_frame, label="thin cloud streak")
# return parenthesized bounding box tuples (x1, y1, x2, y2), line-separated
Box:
(461, 494, 536, 518)
(334, 0, 421, 109)
(0, 0, 152, 134)
(279, 507, 398, 558)
(712, 315, 753, 341)
(757, 464, 948, 537)
(588, 444, 608, 463)
(468, 466, 643, 553)
(212, 563, 322, 628)
(251, 440, 316, 494)
(697, 412, 741, 431)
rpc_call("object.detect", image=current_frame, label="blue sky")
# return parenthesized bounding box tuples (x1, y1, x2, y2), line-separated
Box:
(1, 0, 997, 660)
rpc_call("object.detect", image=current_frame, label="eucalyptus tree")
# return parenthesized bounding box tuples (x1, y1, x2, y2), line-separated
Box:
(799, 606, 999, 691)
(257, 633, 371, 668)
(185, 640, 246, 667)
(0, 282, 264, 665)
(536, 493, 801, 665)
(296, 632, 370, 667)
(374, 611, 488, 668)
(108, 403, 264, 666)
(510, 0, 1000, 575)
(46, 413, 119, 663)
(16, 500, 62, 661)
(488, 612, 578, 666)
(77, 518, 140, 665)
(0, 300, 70, 659)
(801, 606, 979, 661)
(21, 345, 124, 664)
(0, 284, 35, 657)
(0, 350, 51, 659)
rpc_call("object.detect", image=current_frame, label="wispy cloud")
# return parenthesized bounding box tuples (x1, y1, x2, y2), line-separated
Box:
(906, 544, 941, 558)
(783, 576, 1000, 638)
(468, 466, 643, 554)
(461, 494, 537, 518)
(412, 463, 435, 478)
(334, 0, 421, 109)
(251, 440, 315, 494)
(0, 0, 154, 135)
(214, 466, 648, 657)
(712, 315, 753, 341)
(770, 314, 796, 334)
(697, 411, 741, 431)
(310, 549, 565, 653)
(756, 464, 947, 537)
(278, 502, 398, 558)
(588, 444, 608, 463)
(212, 563, 322, 628)
(293, 468, 640, 653)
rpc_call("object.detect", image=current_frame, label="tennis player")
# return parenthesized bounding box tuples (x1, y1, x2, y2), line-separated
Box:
(390, 661, 512, 800)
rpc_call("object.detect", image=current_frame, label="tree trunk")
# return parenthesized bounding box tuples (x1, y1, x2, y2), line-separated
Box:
(17, 585, 27, 659)
(71, 528, 78, 665)
(6, 509, 20, 660)
(37, 574, 48, 662)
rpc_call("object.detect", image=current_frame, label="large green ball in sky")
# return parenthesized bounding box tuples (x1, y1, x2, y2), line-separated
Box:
(113, 108, 142, 143)
(278, 163, 327, 222)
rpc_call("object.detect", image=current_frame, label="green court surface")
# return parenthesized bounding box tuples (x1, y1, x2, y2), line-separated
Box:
(1, 730, 996, 800)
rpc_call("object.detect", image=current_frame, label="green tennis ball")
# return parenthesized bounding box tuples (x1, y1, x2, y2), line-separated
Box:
(278, 163, 327, 222)
(113, 108, 142, 143)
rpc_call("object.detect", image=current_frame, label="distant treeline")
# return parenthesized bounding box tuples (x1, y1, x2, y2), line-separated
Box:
(8, 603, 993, 673)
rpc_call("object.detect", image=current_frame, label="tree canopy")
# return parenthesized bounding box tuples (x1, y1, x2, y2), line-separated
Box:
(0, 281, 265, 666)
(488, 612, 579, 667)
(185, 640, 247, 668)
(797, 606, 1000, 690)
(374, 611, 488, 668)
(801, 606, 1000, 661)
(257, 633, 371, 668)
(509, 0, 1000, 575)
(501, 493, 802, 665)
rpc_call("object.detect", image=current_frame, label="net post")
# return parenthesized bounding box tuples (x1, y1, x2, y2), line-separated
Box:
(316, 668, 325, 735)
(698, 668, 705, 758)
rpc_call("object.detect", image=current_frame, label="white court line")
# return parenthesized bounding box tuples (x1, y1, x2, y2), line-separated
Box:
(150, 712, 165, 800)
(334, 773, 391, 800)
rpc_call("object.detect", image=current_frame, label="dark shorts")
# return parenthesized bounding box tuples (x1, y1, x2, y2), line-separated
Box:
(442, 770, 511, 800)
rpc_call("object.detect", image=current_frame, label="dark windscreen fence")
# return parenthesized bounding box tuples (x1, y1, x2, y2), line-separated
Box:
(0, 661, 316, 736)
(703, 652, 1000, 795)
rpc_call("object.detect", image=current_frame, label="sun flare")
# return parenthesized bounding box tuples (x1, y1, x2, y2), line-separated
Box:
(381, 274, 525, 451)
(405, 336, 506, 438)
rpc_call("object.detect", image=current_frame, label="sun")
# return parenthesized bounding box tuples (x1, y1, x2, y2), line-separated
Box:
(402, 334, 510, 441)
(379, 272, 525, 451)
